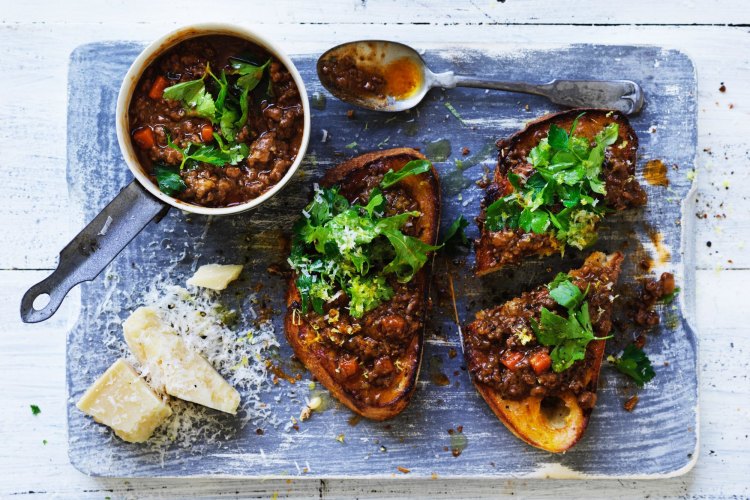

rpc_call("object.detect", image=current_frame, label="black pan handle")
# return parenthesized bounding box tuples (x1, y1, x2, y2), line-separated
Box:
(20, 181, 169, 323)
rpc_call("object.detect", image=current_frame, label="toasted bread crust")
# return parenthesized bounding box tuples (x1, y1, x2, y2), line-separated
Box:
(285, 148, 440, 420)
(476, 109, 645, 275)
(464, 251, 623, 452)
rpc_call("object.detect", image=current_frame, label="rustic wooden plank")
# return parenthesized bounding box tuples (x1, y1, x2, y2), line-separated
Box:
(1, 17, 748, 499)
(61, 41, 697, 479)
(2, 0, 750, 25)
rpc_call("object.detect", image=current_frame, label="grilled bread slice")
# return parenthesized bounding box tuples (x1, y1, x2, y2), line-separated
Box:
(285, 148, 440, 420)
(463, 251, 624, 452)
(476, 109, 645, 275)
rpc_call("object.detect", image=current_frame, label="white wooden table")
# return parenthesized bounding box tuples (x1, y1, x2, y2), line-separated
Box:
(1, 1, 748, 498)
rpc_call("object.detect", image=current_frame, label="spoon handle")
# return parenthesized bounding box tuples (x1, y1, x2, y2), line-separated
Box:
(443, 73, 644, 115)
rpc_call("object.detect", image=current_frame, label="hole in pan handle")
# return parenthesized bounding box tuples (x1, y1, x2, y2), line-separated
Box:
(20, 181, 169, 324)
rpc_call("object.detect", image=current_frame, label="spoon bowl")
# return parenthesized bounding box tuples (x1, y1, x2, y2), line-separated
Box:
(317, 40, 431, 112)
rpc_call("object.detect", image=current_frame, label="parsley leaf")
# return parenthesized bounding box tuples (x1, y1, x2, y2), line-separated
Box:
(661, 286, 680, 304)
(231, 59, 271, 130)
(547, 273, 586, 309)
(162, 69, 216, 121)
(380, 159, 431, 189)
(167, 135, 247, 170)
(610, 344, 655, 387)
(154, 165, 186, 196)
(529, 273, 605, 372)
(441, 215, 470, 248)
(30, 404, 41, 415)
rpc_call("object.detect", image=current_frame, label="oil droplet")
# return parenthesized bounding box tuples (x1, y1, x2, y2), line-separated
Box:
(403, 121, 420, 137)
(442, 169, 472, 195)
(383, 57, 422, 99)
(450, 431, 468, 457)
(428, 355, 450, 386)
(647, 228, 671, 264)
(425, 139, 451, 162)
(643, 159, 669, 186)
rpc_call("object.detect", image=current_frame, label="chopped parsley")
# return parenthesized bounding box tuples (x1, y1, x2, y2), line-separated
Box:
(30, 404, 41, 415)
(155, 58, 270, 195)
(661, 286, 680, 304)
(485, 113, 619, 250)
(440, 215, 470, 250)
(609, 344, 656, 387)
(289, 160, 439, 318)
(530, 272, 608, 372)
(154, 165, 186, 196)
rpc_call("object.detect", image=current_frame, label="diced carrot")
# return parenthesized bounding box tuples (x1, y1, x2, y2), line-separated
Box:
(529, 351, 552, 375)
(132, 127, 155, 150)
(148, 75, 170, 100)
(339, 357, 359, 379)
(200, 124, 214, 142)
(501, 351, 525, 371)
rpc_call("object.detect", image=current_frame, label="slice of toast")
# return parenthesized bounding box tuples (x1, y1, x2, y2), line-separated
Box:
(463, 251, 624, 452)
(476, 109, 645, 275)
(285, 148, 440, 420)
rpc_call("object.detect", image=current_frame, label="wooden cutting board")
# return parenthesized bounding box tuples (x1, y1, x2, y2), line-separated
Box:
(66, 42, 698, 478)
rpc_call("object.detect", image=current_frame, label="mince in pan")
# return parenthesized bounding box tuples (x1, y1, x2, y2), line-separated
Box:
(128, 35, 304, 207)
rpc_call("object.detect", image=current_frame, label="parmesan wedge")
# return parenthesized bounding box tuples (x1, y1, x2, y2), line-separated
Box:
(186, 264, 243, 290)
(76, 359, 172, 443)
(123, 307, 241, 415)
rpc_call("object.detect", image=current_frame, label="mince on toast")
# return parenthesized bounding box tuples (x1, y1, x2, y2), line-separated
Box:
(285, 148, 440, 420)
(476, 109, 646, 275)
(463, 251, 624, 452)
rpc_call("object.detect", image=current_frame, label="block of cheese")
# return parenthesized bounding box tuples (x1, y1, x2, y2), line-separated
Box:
(186, 264, 243, 290)
(76, 359, 172, 443)
(123, 307, 241, 414)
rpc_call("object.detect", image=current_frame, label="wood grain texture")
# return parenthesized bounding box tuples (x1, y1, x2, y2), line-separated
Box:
(1, 6, 748, 498)
(63, 43, 697, 478)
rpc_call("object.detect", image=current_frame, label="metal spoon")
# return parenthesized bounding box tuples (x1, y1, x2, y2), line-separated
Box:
(317, 40, 644, 115)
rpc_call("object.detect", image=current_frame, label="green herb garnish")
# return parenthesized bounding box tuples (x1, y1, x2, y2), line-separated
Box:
(30, 404, 41, 416)
(155, 58, 271, 195)
(167, 134, 248, 171)
(154, 165, 187, 196)
(661, 286, 680, 304)
(230, 59, 271, 132)
(485, 114, 619, 250)
(289, 160, 439, 318)
(162, 69, 216, 120)
(441, 215, 470, 249)
(380, 159, 431, 189)
(444, 102, 465, 125)
(609, 344, 655, 387)
(530, 273, 608, 372)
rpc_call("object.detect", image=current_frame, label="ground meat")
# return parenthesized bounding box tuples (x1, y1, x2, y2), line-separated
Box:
(464, 253, 622, 407)
(318, 54, 386, 99)
(128, 35, 304, 208)
(629, 272, 675, 327)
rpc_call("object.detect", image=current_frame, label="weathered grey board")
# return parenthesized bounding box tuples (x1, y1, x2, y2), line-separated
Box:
(66, 42, 698, 478)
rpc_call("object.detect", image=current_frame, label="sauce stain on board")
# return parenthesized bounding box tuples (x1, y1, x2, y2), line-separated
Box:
(647, 227, 671, 265)
(644, 159, 669, 186)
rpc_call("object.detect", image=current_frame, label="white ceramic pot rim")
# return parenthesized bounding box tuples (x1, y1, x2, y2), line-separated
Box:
(115, 23, 311, 216)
